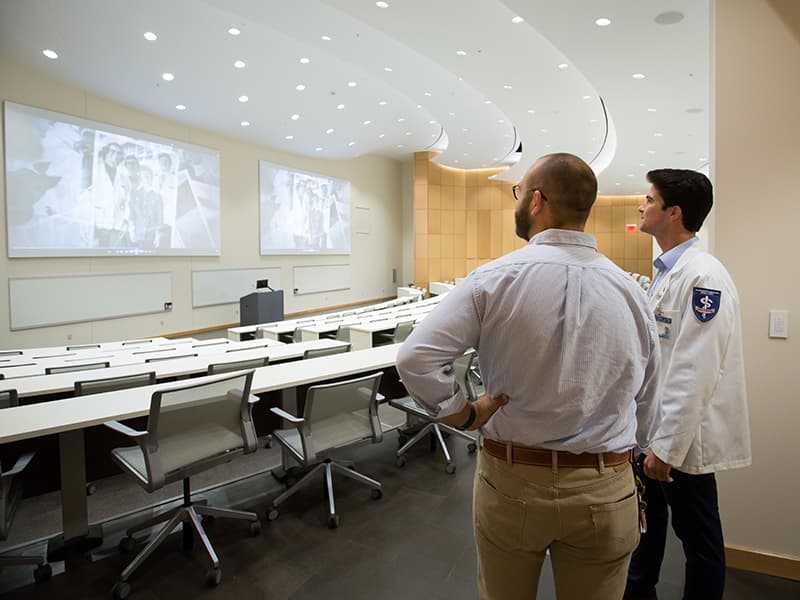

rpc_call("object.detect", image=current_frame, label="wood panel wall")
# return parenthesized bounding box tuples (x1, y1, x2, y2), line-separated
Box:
(413, 152, 653, 287)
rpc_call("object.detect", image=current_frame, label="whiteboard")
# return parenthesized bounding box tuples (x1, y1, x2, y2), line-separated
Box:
(192, 267, 282, 307)
(292, 264, 350, 296)
(9, 272, 172, 330)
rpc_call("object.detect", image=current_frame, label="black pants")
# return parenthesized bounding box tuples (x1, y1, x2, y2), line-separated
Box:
(627, 456, 726, 600)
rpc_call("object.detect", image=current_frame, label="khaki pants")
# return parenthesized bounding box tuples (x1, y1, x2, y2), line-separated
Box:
(473, 448, 639, 600)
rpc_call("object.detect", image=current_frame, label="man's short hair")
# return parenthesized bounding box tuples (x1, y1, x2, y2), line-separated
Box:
(533, 153, 598, 225)
(647, 169, 713, 232)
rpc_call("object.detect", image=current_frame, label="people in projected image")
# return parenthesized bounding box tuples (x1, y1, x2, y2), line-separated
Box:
(129, 166, 164, 249)
(93, 141, 126, 247)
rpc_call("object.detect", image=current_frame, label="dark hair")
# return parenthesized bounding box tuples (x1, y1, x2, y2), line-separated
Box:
(533, 153, 598, 225)
(647, 169, 712, 232)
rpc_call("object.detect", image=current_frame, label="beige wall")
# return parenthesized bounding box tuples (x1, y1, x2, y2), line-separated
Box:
(714, 0, 800, 557)
(0, 55, 404, 347)
(413, 152, 652, 285)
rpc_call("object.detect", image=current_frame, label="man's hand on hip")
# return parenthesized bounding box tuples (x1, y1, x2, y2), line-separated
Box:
(468, 393, 509, 431)
(644, 450, 674, 482)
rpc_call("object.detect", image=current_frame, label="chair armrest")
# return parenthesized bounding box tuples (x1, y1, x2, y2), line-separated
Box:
(1, 450, 36, 478)
(269, 406, 304, 423)
(248, 394, 260, 405)
(376, 392, 386, 403)
(104, 420, 148, 439)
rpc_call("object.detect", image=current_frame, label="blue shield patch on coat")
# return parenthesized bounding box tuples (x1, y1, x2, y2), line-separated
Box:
(692, 287, 721, 323)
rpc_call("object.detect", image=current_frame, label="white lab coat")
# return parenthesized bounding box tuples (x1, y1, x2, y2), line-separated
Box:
(648, 245, 752, 474)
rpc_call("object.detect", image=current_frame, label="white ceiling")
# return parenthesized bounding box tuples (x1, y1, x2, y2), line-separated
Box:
(0, 0, 709, 195)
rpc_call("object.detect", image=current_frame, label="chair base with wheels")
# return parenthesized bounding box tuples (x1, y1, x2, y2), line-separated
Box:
(112, 478, 260, 599)
(0, 553, 52, 584)
(390, 396, 477, 474)
(267, 457, 381, 529)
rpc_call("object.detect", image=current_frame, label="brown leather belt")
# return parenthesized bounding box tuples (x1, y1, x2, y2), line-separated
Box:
(482, 438, 631, 468)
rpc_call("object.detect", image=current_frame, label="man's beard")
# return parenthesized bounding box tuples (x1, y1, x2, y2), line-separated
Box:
(514, 200, 531, 241)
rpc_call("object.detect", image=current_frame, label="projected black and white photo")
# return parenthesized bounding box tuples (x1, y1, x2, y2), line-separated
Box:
(4, 102, 221, 257)
(259, 161, 351, 255)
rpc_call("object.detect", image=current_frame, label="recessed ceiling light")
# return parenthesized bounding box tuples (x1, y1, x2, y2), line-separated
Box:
(295, 84, 306, 91)
(378, 100, 387, 105)
(234, 60, 246, 69)
(595, 18, 611, 27)
(583, 95, 591, 100)
(241, 121, 250, 127)
(632, 73, 646, 79)
(453, 160, 459, 164)
(591, 137, 597, 141)
(42, 49, 59, 59)
(238, 95, 248, 103)
(143, 32, 157, 41)
(348, 141, 356, 146)
(448, 112, 455, 116)
(462, 128, 469, 132)
(405, 131, 412, 136)
(162, 72, 174, 81)
(291, 114, 300, 121)
(423, 92, 432, 96)
(467, 141, 473, 145)
(627, 174, 634, 177)
(615, 182, 622, 186)
(540, 128, 549, 133)
(228, 27, 241, 36)
(348, 81, 357, 87)
(511, 16, 525, 24)
(176, 104, 186, 110)
(699, 157, 708, 162)
(363, 120, 371, 125)
(376, 1, 389, 8)
(316, 147, 323, 152)
(336, 104, 345, 110)
(497, 119, 505, 124)
(647, 107, 657, 112)
(285, 135, 294, 140)
(326, 128, 335, 134)
(558, 63, 569, 69)
(654, 132, 663, 137)
(300, 57, 310, 64)
(379, 133, 385, 138)
(639, 163, 646, 167)
(527, 109, 535, 114)
(484, 100, 492, 105)
(647, 150, 656, 154)
(463, 153, 469, 157)
(590, 119, 598, 123)
(397, 117, 406, 122)
(544, 144, 551, 148)
(456, 50, 467, 56)
(428, 120, 437, 124)
(397, 144, 404, 148)
(503, 84, 513, 90)
(321, 35, 331, 41)
(384, 66, 393, 72)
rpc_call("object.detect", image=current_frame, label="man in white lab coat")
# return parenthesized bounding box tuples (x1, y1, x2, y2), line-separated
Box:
(624, 169, 752, 600)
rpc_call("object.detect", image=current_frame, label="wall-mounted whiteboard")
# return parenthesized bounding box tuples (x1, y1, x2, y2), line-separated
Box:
(9, 272, 172, 330)
(292, 264, 350, 296)
(192, 267, 282, 307)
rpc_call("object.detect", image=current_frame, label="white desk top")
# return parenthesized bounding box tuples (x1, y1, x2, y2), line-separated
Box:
(0, 343, 401, 444)
(6, 338, 348, 398)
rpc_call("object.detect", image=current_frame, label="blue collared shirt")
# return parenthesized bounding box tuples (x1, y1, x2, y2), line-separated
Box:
(396, 229, 663, 454)
(648, 237, 698, 297)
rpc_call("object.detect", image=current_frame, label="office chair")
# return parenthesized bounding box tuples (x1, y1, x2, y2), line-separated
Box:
(106, 371, 262, 598)
(66, 344, 101, 351)
(44, 361, 110, 375)
(144, 353, 197, 363)
(0, 351, 22, 357)
(335, 325, 351, 342)
(390, 350, 480, 474)
(375, 320, 415, 346)
(302, 344, 351, 359)
(0, 389, 52, 583)
(267, 372, 384, 528)
(207, 356, 269, 375)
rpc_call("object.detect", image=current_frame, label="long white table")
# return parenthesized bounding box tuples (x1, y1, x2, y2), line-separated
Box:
(0, 343, 402, 552)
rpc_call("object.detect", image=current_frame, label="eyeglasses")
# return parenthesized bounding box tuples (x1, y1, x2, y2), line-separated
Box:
(512, 185, 548, 203)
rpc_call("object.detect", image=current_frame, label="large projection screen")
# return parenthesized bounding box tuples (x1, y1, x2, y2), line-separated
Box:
(259, 161, 350, 255)
(4, 102, 221, 257)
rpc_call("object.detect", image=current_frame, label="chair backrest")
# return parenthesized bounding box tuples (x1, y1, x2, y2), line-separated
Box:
(137, 371, 258, 490)
(74, 371, 156, 396)
(66, 344, 101, 351)
(45, 361, 110, 375)
(292, 326, 303, 343)
(0, 388, 19, 409)
(392, 321, 415, 343)
(335, 325, 351, 342)
(207, 356, 269, 375)
(121, 339, 153, 346)
(453, 350, 479, 402)
(300, 371, 384, 462)
(0, 448, 35, 540)
(0, 350, 22, 357)
(145, 353, 197, 363)
(303, 344, 350, 359)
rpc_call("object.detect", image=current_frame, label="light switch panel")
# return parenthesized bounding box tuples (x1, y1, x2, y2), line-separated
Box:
(769, 310, 789, 339)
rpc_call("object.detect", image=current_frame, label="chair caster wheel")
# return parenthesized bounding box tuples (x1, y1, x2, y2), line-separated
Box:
(328, 514, 339, 529)
(445, 462, 457, 475)
(112, 581, 131, 599)
(395, 455, 407, 468)
(249, 520, 262, 536)
(86, 483, 97, 496)
(266, 508, 279, 521)
(206, 567, 222, 587)
(33, 563, 52, 583)
(467, 442, 478, 453)
(264, 435, 273, 449)
(370, 488, 383, 500)
(118, 536, 137, 554)
(398, 433, 408, 447)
